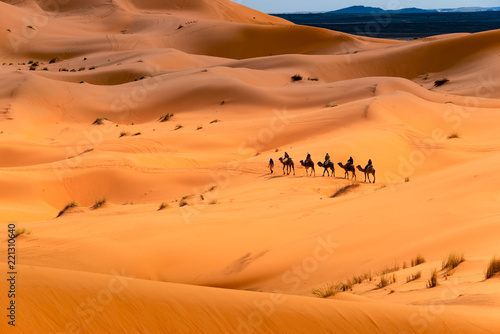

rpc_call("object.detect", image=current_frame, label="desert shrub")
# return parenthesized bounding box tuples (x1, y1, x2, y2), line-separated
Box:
(325, 101, 338, 108)
(378, 274, 390, 288)
(158, 202, 169, 211)
(158, 113, 174, 122)
(411, 255, 425, 267)
(174, 124, 183, 130)
(406, 271, 422, 283)
(448, 132, 460, 139)
(312, 282, 340, 298)
(91, 197, 106, 210)
(331, 183, 360, 198)
(56, 201, 79, 218)
(434, 78, 449, 87)
(14, 228, 30, 237)
(442, 253, 465, 272)
(92, 117, 110, 125)
(291, 74, 303, 82)
(119, 132, 130, 138)
(427, 269, 438, 288)
(485, 256, 500, 279)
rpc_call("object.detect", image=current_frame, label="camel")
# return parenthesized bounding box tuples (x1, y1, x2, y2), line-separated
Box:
(278, 157, 295, 175)
(337, 162, 356, 180)
(317, 161, 335, 177)
(356, 165, 376, 183)
(300, 159, 315, 176)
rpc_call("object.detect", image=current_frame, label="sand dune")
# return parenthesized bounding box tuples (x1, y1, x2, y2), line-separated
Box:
(1, 0, 500, 332)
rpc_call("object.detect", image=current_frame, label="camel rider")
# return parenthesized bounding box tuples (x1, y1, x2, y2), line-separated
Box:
(324, 153, 331, 165)
(365, 159, 372, 170)
(306, 152, 311, 162)
(284, 152, 290, 162)
(347, 156, 353, 167)
(269, 158, 274, 174)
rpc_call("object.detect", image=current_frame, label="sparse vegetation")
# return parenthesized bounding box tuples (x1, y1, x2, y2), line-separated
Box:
(91, 197, 107, 210)
(291, 74, 303, 82)
(174, 124, 183, 130)
(7, 29, 11, 32)
(177, 24, 183, 30)
(119, 132, 130, 138)
(210, 119, 220, 124)
(78, 67, 86, 71)
(27, 25, 35, 30)
(434, 78, 449, 87)
(331, 183, 360, 198)
(93, 117, 110, 125)
(220, 100, 225, 105)
(405, 177, 410, 183)
(14, 228, 30, 237)
(196, 125, 203, 130)
(448, 132, 460, 139)
(158, 113, 174, 122)
(42, 67, 48, 71)
(380, 262, 400, 275)
(179, 199, 188, 207)
(312, 282, 339, 298)
(59, 68, 69, 72)
(325, 101, 338, 108)
(427, 269, 438, 288)
(485, 256, 500, 279)
(377, 274, 391, 288)
(442, 253, 465, 272)
(121, 29, 128, 34)
(49, 57, 62, 64)
(132, 132, 142, 136)
(406, 271, 422, 283)
(411, 255, 426, 267)
(158, 202, 169, 211)
(307, 77, 319, 81)
(56, 201, 79, 218)
(209, 199, 218, 205)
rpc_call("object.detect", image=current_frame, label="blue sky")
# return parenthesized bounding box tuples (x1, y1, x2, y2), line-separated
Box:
(235, 0, 499, 13)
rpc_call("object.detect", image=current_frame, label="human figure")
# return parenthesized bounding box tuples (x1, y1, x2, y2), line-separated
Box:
(306, 152, 311, 162)
(324, 152, 330, 165)
(268, 158, 274, 174)
(347, 156, 353, 167)
(284, 152, 290, 162)
(365, 159, 372, 170)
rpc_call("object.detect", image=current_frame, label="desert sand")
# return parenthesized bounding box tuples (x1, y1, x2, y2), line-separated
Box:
(1, 0, 500, 333)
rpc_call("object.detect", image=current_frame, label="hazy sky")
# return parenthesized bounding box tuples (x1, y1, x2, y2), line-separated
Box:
(235, 0, 499, 13)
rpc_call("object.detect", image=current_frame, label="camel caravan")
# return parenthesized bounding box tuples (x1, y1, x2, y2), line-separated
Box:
(271, 152, 376, 183)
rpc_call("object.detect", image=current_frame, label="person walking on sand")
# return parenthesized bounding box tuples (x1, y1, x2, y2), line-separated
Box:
(269, 158, 274, 174)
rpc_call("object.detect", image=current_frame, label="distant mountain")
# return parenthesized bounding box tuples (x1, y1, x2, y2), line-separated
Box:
(438, 7, 500, 12)
(327, 5, 436, 14)
(324, 5, 499, 14)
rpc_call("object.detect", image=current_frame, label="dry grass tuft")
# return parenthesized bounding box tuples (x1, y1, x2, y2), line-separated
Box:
(434, 78, 449, 87)
(291, 74, 303, 82)
(442, 253, 465, 273)
(411, 255, 426, 267)
(93, 117, 110, 125)
(91, 197, 106, 210)
(331, 183, 360, 198)
(427, 269, 438, 288)
(158, 202, 169, 211)
(406, 271, 422, 283)
(159, 113, 174, 122)
(485, 256, 500, 280)
(56, 201, 79, 218)
(448, 132, 460, 139)
(325, 101, 338, 108)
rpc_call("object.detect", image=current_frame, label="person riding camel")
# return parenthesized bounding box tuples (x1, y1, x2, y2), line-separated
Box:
(347, 156, 353, 167)
(324, 153, 331, 166)
(306, 152, 311, 162)
(365, 159, 372, 170)
(284, 152, 290, 162)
